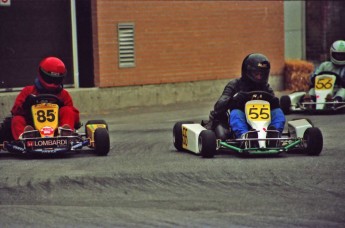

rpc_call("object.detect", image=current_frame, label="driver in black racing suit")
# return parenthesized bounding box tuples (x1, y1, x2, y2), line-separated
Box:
(204, 53, 285, 146)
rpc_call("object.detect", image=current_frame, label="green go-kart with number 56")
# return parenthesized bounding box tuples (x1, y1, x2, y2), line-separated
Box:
(280, 72, 345, 114)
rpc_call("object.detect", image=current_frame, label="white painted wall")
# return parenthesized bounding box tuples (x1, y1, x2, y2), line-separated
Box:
(284, 1, 306, 60)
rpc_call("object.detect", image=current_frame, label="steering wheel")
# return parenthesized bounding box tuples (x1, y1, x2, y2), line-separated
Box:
(230, 91, 278, 110)
(25, 94, 64, 108)
(315, 71, 340, 77)
(243, 91, 274, 102)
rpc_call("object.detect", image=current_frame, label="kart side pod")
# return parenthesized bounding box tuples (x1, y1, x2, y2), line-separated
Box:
(287, 119, 313, 138)
(173, 122, 207, 154)
(181, 124, 206, 154)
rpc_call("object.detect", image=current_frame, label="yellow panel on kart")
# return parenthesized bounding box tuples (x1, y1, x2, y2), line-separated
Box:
(32, 103, 59, 137)
(86, 124, 107, 138)
(315, 75, 336, 91)
(245, 101, 271, 121)
(86, 124, 107, 147)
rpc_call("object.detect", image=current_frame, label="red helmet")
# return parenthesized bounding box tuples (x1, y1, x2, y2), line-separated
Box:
(38, 57, 67, 90)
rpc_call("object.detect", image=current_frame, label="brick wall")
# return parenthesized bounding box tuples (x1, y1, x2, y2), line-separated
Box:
(92, 0, 285, 88)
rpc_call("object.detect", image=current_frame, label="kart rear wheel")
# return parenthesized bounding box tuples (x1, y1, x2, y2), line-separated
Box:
(198, 130, 216, 158)
(280, 95, 291, 115)
(94, 128, 110, 156)
(303, 127, 323, 156)
(173, 121, 193, 151)
(0, 116, 14, 143)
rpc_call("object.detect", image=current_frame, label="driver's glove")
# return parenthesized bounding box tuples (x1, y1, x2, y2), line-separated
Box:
(229, 93, 247, 110)
(270, 97, 280, 109)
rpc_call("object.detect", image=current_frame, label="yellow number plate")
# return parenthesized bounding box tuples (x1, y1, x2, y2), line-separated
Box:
(245, 103, 271, 121)
(32, 103, 59, 135)
(315, 76, 335, 90)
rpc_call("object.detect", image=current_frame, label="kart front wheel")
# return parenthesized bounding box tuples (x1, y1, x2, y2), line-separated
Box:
(303, 127, 323, 156)
(280, 95, 291, 115)
(94, 128, 110, 156)
(198, 130, 216, 158)
(173, 121, 193, 151)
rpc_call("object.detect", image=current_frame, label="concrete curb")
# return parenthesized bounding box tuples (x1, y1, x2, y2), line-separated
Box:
(0, 78, 288, 117)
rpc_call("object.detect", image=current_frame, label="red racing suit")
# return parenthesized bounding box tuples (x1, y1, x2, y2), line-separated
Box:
(11, 85, 80, 140)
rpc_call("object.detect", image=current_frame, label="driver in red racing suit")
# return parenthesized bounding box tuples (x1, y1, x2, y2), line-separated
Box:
(11, 56, 80, 140)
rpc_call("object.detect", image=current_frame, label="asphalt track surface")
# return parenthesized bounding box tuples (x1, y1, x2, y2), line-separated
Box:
(0, 100, 344, 227)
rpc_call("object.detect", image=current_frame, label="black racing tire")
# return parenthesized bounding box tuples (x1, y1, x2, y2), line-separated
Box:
(280, 95, 291, 115)
(85, 120, 109, 137)
(0, 116, 14, 143)
(303, 127, 323, 156)
(173, 121, 193, 151)
(214, 122, 231, 141)
(94, 128, 110, 156)
(198, 130, 216, 158)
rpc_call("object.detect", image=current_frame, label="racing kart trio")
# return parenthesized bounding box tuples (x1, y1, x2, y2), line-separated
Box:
(0, 40, 344, 157)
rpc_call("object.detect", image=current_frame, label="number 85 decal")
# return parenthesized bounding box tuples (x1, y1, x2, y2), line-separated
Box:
(35, 109, 56, 123)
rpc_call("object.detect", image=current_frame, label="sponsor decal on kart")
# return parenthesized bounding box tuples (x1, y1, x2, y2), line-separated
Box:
(40, 126, 55, 136)
(182, 126, 188, 149)
(26, 138, 68, 148)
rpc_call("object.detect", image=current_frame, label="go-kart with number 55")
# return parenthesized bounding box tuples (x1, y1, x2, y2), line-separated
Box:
(173, 91, 323, 158)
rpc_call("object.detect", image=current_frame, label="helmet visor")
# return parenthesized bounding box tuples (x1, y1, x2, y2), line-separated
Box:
(332, 52, 345, 62)
(39, 67, 65, 85)
(247, 66, 269, 84)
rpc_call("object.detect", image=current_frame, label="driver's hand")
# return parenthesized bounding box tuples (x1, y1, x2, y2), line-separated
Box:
(229, 92, 248, 110)
(270, 97, 280, 109)
(22, 94, 36, 109)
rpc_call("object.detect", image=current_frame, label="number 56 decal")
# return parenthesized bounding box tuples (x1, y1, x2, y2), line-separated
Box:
(315, 75, 336, 90)
(245, 103, 271, 121)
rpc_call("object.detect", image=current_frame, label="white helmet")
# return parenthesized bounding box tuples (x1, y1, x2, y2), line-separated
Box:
(330, 40, 345, 65)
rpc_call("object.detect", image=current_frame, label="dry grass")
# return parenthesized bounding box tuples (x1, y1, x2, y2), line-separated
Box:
(284, 60, 314, 91)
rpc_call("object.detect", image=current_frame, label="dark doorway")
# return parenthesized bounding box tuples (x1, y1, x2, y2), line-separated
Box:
(76, 0, 94, 87)
(306, 1, 345, 63)
(0, 0, 73, 91)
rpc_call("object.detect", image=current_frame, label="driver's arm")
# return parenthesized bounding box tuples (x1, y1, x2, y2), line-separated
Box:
(213, 80, 238, 116)
(59, 90, 74, 106)
(310, 62, 328, 87)
(11, 87, 35, 116)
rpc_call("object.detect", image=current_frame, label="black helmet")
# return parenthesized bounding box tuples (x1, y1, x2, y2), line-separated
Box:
(241, 53, 270, 85)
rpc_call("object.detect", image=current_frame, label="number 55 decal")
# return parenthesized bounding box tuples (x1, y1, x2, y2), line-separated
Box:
(245, 103, 271, 121)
